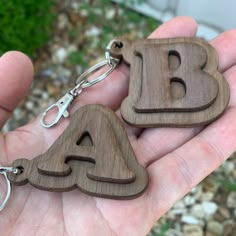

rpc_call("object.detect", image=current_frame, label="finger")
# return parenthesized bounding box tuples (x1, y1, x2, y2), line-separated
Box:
(134, 127, 201, 166)
(137, 67, 235, 167)
(225, 65, 236, 107)
(0, 52, 33, 127)
(211, 29, 236, 72)
(75, 61, 130, 111)
(128, 27, 236, 150)
(149, 16, 197, 38)
(147, 106, 236, 218)
(123, 27, 236, 148)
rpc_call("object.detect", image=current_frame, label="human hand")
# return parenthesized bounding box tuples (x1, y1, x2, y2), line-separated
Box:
(0, 16, 236, 236)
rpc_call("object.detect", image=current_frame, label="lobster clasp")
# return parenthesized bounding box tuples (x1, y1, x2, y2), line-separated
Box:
(40, 92, 75, 128)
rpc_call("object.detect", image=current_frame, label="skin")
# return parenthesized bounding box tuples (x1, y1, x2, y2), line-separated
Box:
(0, 16, 236, 236)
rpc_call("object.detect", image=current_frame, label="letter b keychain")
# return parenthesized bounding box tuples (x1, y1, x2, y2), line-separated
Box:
(0, 37, 230, 211)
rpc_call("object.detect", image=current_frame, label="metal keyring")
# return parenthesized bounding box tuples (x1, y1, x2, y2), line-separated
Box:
(0, 171, 12, 212)
(76, 60, 118, 89)
(0, 166, 20, 211)
(76, 39, 122, 88)
(41, 39, 122, 128)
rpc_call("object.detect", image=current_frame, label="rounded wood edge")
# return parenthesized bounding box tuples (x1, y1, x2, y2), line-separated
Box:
(120, 37, 230, 127)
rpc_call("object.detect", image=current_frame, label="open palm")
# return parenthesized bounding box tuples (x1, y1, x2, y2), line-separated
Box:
(1, 17, 236, 236)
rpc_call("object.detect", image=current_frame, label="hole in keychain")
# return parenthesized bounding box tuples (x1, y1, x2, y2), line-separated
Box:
(15, 166, 24, 175)
(168, 50, 181, 70)
(76, 131, 93, 146)
(170, 77, 186, 99)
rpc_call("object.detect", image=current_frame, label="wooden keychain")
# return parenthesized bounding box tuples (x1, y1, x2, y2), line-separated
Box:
(40, 38, 229, 129)
(0, 105, 148, 211)
(0, 37, 230, 211)
(108, 37, 230, 127)
(0, 41, 149, 211)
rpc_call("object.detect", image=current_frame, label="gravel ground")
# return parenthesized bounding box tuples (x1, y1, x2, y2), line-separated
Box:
(2, 1, 236, 235)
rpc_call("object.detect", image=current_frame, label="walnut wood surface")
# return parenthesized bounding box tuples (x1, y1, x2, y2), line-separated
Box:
(110, 37, 230, 127)
(8, 105, 148, 199)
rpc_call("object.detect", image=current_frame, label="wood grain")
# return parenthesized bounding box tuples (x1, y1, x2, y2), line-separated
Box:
(8, 105, 148, 199)
(110, 37, 230, 127)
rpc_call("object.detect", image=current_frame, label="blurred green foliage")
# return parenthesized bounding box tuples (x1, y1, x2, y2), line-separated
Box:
(222, 180, 236, 191)
(0, 0, 55, 57)
(214, 176, 236, 192)
(148, 221, 171, 236)
(213, 164, 236, 192)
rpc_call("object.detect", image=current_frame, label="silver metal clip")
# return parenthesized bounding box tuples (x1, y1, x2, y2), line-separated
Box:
(41, 39, 122, 128)
(0, 166, 20, 212)
(40, 92, 75, 128)
(105, 39, 122, 66)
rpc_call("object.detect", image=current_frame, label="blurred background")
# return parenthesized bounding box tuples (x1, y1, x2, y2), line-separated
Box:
(0, 0, 235, 235)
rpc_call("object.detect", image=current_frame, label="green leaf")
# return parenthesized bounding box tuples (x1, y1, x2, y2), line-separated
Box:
(68, 51, 86, 66)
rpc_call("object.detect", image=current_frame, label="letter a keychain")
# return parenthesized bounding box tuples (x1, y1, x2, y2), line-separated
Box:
(0, 37, 230, 211)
